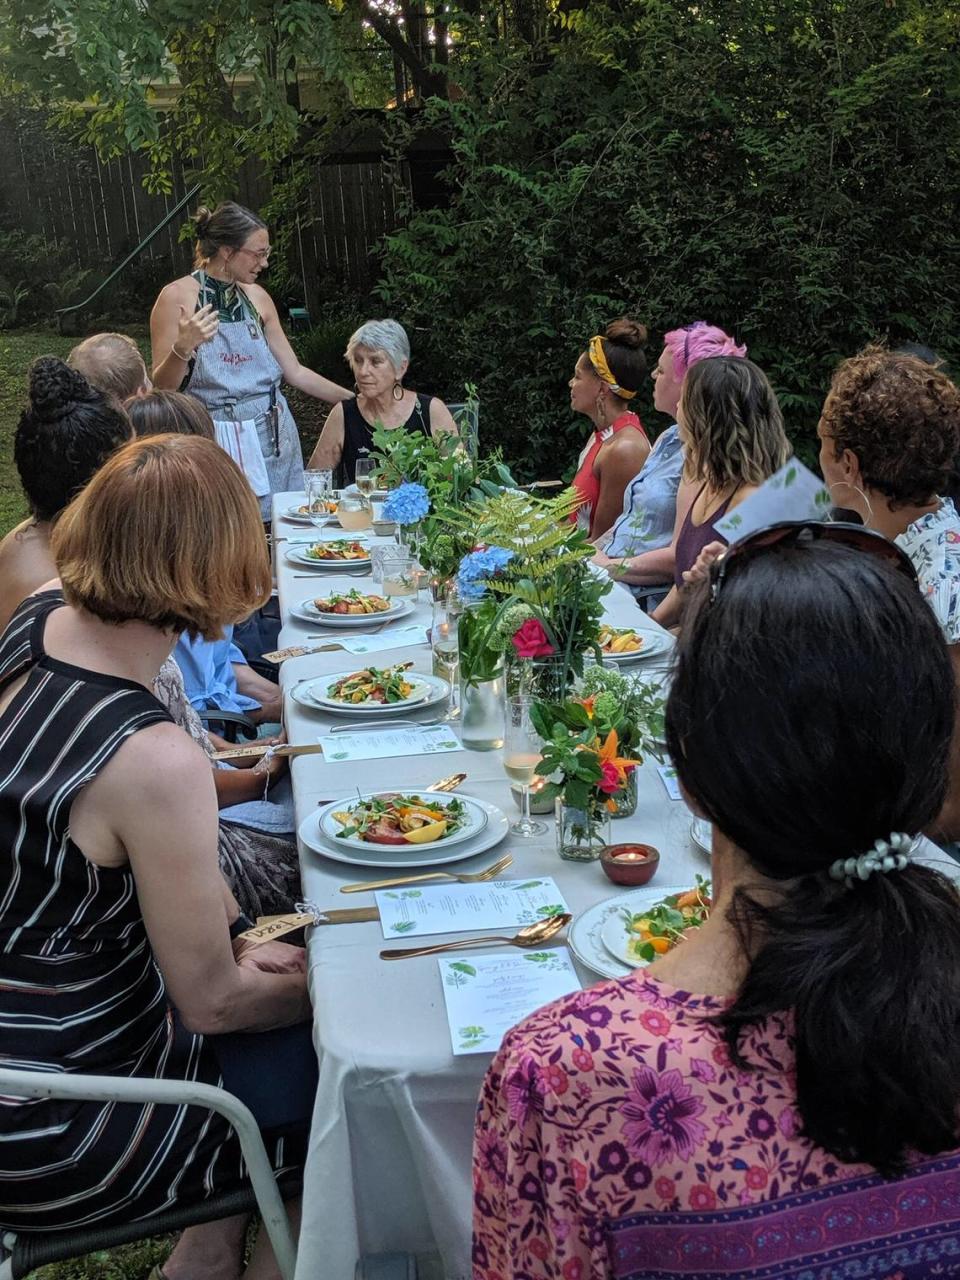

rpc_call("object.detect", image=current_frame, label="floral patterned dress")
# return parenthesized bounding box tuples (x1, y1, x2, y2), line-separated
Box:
(473, 971, 960, 1279)
(895, 497, 960, 644)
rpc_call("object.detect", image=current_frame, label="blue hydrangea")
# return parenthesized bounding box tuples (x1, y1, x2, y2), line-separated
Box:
(456, 545, 514, 602)
(382, 482, 431, 525)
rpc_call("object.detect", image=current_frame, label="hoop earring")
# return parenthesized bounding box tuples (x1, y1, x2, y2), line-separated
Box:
(392, 380, 404, 402)
(595, 394, 608, 425)
(829, 480, 874, 524)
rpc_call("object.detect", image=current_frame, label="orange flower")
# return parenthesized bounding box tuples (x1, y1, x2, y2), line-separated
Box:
(578, 696, 596, 717)
(596, 729, 638, 810)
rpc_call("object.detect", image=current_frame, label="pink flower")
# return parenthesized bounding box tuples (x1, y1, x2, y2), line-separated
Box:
(512, 618, 555, 659)
(745, 1165, 768, 1190)
(778, 1105, 801, 1139)
(571, 1047, 594, 1072)
(543, 1063, 570, 1096)
(597, 760, 623, 794)
(620, 1066, 709, 1167)
(570, 1159, 588, 1192)
(712, 1042, 733, 1069)
(688, 1183, 717, 1211)
(562, 1259, 583, 1280)
(655, 1176, 675, 1201)
(690, 1057, 716, 1083)
(639, 1008, 672, 1037)
(529, 1239, 550, 1261)
(505, 1057, 545, 1126)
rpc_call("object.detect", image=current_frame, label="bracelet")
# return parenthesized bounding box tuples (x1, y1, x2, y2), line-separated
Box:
(229, 913, 255, 941)
(171, 343, 194, 363)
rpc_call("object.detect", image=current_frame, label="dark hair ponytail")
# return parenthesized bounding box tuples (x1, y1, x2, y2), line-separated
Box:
(666, 540, 960, 1175)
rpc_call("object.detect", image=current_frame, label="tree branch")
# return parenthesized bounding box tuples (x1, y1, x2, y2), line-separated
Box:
(355, 0, 447, 97)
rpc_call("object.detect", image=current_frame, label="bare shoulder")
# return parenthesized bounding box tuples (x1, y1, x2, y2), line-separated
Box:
(103, 719, 211, 798)
(246, 282, 277, 316)
(602, 427, 650, 465)
(154, 275, 199, 311)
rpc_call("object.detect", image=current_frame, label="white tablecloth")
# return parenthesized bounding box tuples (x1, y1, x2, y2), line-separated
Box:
(271, 495, 701, 1280)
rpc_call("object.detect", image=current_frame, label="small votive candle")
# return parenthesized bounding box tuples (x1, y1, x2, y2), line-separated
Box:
(600, 843, 661, 886)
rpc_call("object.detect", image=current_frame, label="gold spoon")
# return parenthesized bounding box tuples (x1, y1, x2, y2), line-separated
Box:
(379, 912, 572, 961)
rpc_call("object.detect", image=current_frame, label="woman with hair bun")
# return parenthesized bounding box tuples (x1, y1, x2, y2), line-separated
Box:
(0, 357, 131, 631)
(568, 317, 652, 539)
(150, 201, 353, 518)
(474, 529, 960, 1278)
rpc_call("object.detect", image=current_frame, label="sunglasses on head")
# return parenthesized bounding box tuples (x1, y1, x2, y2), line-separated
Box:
(708, 520, 918, 603)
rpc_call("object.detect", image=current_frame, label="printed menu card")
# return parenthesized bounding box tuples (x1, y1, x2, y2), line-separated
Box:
(375, 877, 569, 939)
(438, 948, 581, 1055)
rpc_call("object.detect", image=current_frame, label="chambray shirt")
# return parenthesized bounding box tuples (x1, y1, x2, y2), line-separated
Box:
(174, 627, 261, 714)
(604, 424, 685, 603)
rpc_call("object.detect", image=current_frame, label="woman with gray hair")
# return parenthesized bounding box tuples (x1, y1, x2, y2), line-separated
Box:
(307, 318, 458, 483)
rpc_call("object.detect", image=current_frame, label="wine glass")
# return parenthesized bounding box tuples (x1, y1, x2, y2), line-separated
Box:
(431, 590, 462, 721)
(503, 693, 546, 837)
(354, 456, 377, 497)
(305, 469, 333, 531)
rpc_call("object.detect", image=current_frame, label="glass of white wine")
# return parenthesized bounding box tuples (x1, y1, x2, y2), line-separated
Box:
(354, 457, 377, 497)
(431, 590, 462, 721)
(503, 693, 546, 837)
(305, 469, 333, 531)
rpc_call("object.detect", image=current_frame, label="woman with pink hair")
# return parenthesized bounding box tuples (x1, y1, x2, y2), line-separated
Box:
(592, 321, 747, 611)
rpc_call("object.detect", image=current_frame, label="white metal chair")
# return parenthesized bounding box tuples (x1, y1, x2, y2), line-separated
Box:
(0, 1067, 298, 1280)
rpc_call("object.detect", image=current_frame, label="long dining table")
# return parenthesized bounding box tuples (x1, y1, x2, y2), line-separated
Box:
(270, 493, 705, 1280)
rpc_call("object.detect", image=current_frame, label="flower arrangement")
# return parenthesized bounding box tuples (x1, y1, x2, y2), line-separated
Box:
(369, 402, 517, 581)
(452, 488, 611, 687)
(530, 694, 639, 857)
(382, 481, 431, 526)
(578, 664, 666, 760)
(529, 696, 639, 814)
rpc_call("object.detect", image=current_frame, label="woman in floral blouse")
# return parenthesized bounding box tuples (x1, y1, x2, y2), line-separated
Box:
(473, 531, 960, 1279)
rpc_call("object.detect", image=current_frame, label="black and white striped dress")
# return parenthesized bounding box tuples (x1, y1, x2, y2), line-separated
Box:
(0, 592, 300, 1230)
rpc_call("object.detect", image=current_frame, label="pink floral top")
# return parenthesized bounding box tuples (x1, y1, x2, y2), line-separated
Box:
(472, 971, 960, 1280)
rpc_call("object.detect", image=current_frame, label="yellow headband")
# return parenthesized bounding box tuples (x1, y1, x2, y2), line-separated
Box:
(588, 335, 636, 400)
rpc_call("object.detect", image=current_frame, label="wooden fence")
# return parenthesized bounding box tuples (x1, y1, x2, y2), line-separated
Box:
(0, 111, 436, 309)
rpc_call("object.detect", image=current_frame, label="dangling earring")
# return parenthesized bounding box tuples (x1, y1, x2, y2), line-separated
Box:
(595, 393, 608, 426)
(354, 382, 361, 396)
(828, 480, 874, 525)
(392, 380, 404, 402)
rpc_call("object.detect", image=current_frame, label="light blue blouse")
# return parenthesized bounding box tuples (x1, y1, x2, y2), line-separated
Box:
(174, 627, 261, 715)
(604, 424, 684, 602)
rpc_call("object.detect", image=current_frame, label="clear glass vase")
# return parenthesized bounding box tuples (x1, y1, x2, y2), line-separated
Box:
(609, 768, 639, 819)
(506, 655, 571, 702)
(556, 797, 611, 861)
(458, 669, 505, 751)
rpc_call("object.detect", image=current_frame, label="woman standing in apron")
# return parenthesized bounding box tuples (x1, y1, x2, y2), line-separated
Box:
(150, 202, 352, 519)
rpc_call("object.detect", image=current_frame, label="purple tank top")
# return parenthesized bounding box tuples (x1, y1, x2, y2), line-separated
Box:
(674, 486, 734, 587)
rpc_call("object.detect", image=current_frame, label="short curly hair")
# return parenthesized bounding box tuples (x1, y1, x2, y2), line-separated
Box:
(820, 346, 960, 509)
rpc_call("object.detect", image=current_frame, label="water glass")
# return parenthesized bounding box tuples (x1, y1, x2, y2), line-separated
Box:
(305, 470, 333, 530)
(381, 553, 418, 598)
(431, 591, 462, 720)
(503, 693, 547, 837)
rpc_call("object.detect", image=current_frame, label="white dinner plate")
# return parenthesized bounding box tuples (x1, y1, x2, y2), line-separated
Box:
(690, 817, 712, 856)
(282, 505, 338, 525)
(290, 670, 450, 715)
(317, 791, 488, 853)
(599, 630, 673, 664)
(289, 596, 413, 628)
(599, 885, 693, 969)
(298, 795, 509, 869)
(285, 540, 372, 569)
(568, 892, 636, 980)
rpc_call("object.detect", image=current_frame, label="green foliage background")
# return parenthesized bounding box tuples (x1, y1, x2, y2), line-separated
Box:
(375, 0, 960, 478)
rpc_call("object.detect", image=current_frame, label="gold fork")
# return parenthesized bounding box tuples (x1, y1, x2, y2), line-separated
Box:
(339, 852, 513, 895)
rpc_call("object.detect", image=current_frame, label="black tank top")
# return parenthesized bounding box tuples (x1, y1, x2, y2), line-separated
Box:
(340, 394, 433, 487)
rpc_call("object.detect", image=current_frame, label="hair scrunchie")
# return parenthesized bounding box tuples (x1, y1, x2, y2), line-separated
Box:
(828, 832, 915, 889)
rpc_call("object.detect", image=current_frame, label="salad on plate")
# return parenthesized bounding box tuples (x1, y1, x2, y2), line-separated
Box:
(326, 663, 417, 705)
(621, 878, 711, 962)
(331, 793, 467, 845)
(313, 589, 391, 615)
(599, 624, 645, 655)
(304, 539, 369, 561)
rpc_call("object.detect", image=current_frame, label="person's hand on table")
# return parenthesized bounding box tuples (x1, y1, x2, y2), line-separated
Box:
(176, 302, 219, 354)
(681, 541, 725, 588)
(591, 550, 626, 577)
(234, 939, 307, 974)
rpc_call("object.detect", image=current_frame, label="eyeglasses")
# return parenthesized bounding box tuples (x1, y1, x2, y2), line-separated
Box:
(238, 246, 271, 263)
(708, 520, 918, 603)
